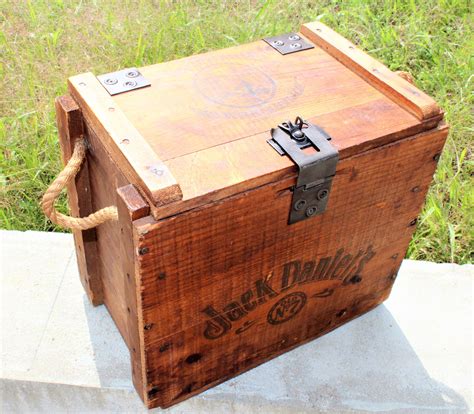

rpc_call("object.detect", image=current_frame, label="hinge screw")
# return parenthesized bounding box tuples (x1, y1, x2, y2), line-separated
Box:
(126, 70, 139, 78)
(124, 80, 137, 88)
(294, 199, 306, 211)
(104, 78, 118, 85)
(317, 189, 329, 200)
(305, 206, 317, 217)
(290, 42, 302, 49)
(289, 34, 300, 41)
(273, 40, 284, 46)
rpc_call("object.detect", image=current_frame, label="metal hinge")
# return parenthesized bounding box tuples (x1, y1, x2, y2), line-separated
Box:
(268, 117, 338, 224)
(263, 33, 314, 55)
(97, 68, 151, 96)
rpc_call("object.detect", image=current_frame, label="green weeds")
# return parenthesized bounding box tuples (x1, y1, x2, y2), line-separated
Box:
(1, 0, 472, 262)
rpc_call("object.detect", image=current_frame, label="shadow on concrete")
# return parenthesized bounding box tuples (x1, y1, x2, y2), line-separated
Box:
(84, 298, 470, 412)
(284, 305, 470, 413)
(82, 295, 134, 390)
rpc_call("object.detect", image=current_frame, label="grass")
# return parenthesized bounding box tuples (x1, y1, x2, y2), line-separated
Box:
(1, 0, 472, 263)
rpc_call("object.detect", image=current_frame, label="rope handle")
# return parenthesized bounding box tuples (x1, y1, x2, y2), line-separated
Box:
(41, 137, 118, 230)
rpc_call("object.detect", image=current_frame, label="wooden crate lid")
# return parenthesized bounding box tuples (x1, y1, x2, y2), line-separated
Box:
(68, 22, 442, 219)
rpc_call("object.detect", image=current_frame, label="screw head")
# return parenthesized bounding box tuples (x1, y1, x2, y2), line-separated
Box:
(317, 188, 329, 200)
(292, 129, 305, 140)
(350, 275, 362, 284)
(126, 70, 139, 78)
(273, 40, 284, 46)
(289, 34, 300, 41)
(290, 42, 302, 49)
(124, 80, 137, 88)
(305, 206, 317, 217)
(138, 247, 149, 255)
(104, 78, 118, 85)
(294, 199, 306, 211)
(336, 309, 347, 317)
(150, 166, 164, 176)
(158, 272, 166, 280)
(159, 342, 170, 352)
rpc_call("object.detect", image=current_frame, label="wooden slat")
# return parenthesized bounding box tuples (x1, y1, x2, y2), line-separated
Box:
(112, 37, 434, 163)
(149, 99, 440, 220)
(116, 185, 150, 405)
(113, 41, 384, 161)
(55, 95, 103, 306)
(83, 124, 153, 406)
(68, 73, 182, 206)
(70, 24, 442, 215)
(117, 184, 150, 220)
(106, 29, 440, 216)
(300, 22, 441, 121)
(84, 124, 130, 341)
(132, 125, 448, 408)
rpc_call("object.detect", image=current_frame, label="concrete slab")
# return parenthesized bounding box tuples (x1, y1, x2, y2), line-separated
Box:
(1, 230, 473, 413)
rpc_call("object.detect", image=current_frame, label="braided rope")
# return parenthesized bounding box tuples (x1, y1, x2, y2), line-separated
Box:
(41, 138, 118, 230)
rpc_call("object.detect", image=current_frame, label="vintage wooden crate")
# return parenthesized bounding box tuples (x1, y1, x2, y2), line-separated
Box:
(43, 22, 447, 408)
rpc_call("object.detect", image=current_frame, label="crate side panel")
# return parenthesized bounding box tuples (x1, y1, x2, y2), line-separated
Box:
(85, 125, 150, 402)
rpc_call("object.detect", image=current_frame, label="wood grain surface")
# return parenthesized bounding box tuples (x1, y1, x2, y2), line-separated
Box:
(68, 73, 182, 206)
(116, 185, 150, 403)
(55, 95, 103, 305)
(130, 125, 447, 408)
(68, 23, 442, 217)
(300, 22, 441, 121)
(110, 28, 440, 216)
(60, 22, 447, 409)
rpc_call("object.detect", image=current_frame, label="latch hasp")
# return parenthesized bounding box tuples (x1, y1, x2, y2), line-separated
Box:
(268, 118, 339, 224)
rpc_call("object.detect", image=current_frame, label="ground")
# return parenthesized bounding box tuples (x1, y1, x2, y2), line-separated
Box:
(0, 0, 472, 263)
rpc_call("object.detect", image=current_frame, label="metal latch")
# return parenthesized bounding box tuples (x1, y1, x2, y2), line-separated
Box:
(268, 117, 338, 224)
(97, 68, 151, 96)
(263, 33, 314, 55)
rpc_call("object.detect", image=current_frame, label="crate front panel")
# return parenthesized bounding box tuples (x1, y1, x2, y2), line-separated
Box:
(133, 126, 447, 407)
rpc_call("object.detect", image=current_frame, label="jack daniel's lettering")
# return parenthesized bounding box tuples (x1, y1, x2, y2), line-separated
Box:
(202, 245, 375, 340)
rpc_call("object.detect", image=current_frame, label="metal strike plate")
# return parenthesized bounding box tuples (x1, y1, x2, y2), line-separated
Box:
(97, 68, 151, 96)
(268, 117, 338, 224)
(263, 33, 314, 55)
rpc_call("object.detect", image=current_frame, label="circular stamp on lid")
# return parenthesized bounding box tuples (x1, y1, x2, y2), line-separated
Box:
(194, 62, 276, 108)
